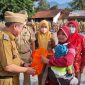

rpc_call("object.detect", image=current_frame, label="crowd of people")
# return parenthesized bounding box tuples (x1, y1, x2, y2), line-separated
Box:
(0, 10, 85, 85)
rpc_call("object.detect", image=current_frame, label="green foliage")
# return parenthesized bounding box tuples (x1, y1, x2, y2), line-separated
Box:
(64, 8, 73, 11)
(0, 0, 35, 20)
(50, 5, 58, 10)
(38, 0, 50, 10)
(69, 0, 85, 10)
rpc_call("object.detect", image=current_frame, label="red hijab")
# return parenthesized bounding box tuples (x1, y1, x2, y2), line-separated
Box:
(67, 20, 83, 47)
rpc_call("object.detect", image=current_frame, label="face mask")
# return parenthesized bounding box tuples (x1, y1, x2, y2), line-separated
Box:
(70, 27, 76, 34)
(40, 28, 48, 33)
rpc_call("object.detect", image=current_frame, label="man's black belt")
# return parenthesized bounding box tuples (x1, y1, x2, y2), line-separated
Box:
(0, 76, 13, 79)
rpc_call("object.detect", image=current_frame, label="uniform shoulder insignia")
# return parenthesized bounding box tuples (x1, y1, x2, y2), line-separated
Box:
(3, 34, 10, 40)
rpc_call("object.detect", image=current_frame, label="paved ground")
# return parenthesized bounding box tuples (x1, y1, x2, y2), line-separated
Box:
(80, 73, 85, 85)
(19, 73, 38, 85)
(20, 73, 85, 85)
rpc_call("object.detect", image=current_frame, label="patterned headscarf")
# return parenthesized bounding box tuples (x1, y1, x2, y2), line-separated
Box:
(67, 20, 83, 47)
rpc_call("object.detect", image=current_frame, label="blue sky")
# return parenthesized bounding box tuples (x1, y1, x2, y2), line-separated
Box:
(47, 0, 73, 4)
(34, 0, 73, 8)
(56, 0, 73, 4)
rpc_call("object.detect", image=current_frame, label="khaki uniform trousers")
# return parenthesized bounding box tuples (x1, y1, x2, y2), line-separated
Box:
(20, 51, 32, 85)
(38, 65, 48, 85)
(0, 76, 19, 85)
(23, 74, 30, 85)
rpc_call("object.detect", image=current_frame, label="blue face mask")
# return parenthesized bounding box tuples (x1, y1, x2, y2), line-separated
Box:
(70, 27, 76, 33)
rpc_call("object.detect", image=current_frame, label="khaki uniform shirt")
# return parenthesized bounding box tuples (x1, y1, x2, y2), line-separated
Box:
(16, 25, 35, 63)
(0, 29, 21, 77)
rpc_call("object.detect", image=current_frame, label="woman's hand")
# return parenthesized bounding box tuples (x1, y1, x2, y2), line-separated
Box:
(41, 56, 49, 64)
(25, 67, 36, 75)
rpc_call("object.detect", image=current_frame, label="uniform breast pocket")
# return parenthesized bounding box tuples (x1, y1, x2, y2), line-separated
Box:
(22, 30, 30, 41)
(12, 48, 19, 59)
(11, 41, 19, 59)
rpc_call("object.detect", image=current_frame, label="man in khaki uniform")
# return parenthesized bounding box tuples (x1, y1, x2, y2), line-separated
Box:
(16, 10, 36, 85)
(0, 11, 36, 85)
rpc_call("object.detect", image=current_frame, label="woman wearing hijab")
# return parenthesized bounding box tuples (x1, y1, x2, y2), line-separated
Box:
(48, 20, 85, 84)
(67, 20, 85, 77)
(35, 20, 52, 49)
(35, 20, 53, 85)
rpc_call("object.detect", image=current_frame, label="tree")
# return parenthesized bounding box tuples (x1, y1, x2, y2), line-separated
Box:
(38, 0, 50, 10)
(64, 8, 72, 11)
(50, 5, 58, 10)
(15, 0, 35, 17)
(0, 0, 17, 19)
(69, 0, 85, 10)
(0, 0, 35, 20)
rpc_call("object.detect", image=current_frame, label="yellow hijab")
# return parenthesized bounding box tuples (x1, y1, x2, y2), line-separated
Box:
(38, 20, 52, 49)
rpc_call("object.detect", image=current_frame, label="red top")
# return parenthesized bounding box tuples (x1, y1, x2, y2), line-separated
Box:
(49, 44, 75, 67)
(49, 20, 85, 74)
(49, 37, 85, 73)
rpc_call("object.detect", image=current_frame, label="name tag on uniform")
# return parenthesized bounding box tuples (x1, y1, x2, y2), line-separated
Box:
(3, 34, 10, 40)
